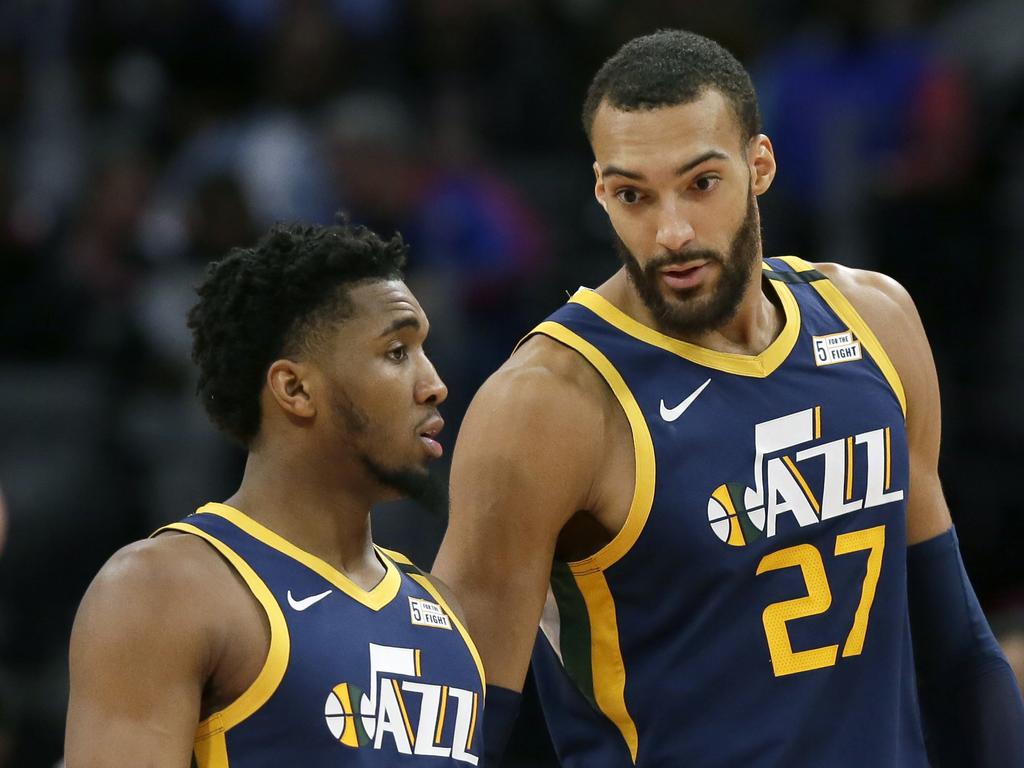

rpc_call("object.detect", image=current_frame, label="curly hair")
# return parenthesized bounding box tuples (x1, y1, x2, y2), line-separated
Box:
(187, 220, 407, 445)
(582, 29, 761, 145)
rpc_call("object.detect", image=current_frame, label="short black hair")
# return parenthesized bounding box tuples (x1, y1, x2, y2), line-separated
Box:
(187, 219, 407, 445)
(582, 29, 761, 144)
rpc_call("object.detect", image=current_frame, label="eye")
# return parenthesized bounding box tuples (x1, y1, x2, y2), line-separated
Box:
(615, 188, 644, 205)
(693, 175, 721, 193)
(387, 346, 408, 362)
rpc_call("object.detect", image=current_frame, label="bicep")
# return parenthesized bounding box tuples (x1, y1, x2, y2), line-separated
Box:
(65, 546, 207, 767)
(434, 371, 598, 690)
(832, 266, 952, 544)
(883, 280, 953, 544)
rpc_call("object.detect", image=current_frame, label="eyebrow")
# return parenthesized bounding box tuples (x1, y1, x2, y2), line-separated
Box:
(602, 150, 730, 181)
(378, 315, 421, 337)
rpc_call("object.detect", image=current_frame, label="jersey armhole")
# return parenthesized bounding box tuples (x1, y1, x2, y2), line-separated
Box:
(154, 522, 291, 746)
(528, 322, 656, 575)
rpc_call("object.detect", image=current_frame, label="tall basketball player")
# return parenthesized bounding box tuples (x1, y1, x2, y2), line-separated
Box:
(433, 30, 1024, 767)
(66, 221, 485, 766)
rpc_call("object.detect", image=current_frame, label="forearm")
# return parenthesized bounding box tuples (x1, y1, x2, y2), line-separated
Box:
(908, 527, 1024, 767)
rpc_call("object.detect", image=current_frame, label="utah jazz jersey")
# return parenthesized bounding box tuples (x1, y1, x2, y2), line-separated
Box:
(155, 503, 485, 767)
(529, 257, 930, 766)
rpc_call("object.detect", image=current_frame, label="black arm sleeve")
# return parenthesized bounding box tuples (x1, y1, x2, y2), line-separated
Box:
(908, 527, 1024, 767)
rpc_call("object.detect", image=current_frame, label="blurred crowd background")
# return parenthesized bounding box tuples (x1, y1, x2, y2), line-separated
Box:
(0, 0, 1023, 765)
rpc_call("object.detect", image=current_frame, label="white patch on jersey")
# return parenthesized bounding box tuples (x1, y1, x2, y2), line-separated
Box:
(812, 330, 862, 366)
(408, 597, 452, 630)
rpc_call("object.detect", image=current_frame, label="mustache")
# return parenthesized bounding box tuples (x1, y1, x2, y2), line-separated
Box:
(644, 249, 724, 272)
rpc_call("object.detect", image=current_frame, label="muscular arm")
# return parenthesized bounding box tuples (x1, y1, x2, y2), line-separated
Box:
(821, 263, 1024, 766)
(65, 536, 217, 767)
(433, 338, 606, 694)
(819, 264, 949, 543)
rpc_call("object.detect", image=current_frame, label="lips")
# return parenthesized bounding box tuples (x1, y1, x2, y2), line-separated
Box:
(659, 261, 708, 291)
(418, 416, 445, 459)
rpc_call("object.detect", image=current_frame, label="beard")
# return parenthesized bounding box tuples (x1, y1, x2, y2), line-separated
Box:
(361, 457, 448, 516)
(331, 391, 448, 515)
(614, 191, 762, 337)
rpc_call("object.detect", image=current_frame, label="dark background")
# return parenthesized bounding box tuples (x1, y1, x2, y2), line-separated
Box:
(1, 0, 1022, 765)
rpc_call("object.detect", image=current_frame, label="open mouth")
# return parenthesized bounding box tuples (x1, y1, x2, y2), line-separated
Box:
(660, 261, 708, 291)
(418, 417, 444, 459)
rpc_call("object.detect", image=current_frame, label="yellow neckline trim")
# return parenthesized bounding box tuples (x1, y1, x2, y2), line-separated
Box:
(569, 270, 800, 378)
(157, 521, 291, 740)
(197, 502, 402, 611)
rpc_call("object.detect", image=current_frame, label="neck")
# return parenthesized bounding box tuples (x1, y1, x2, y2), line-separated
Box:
(601, 262, 785, 356)
(224, 441, 380, 576)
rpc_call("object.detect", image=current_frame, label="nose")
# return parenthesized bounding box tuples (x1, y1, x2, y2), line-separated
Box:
(415, 355, 448, 407)
(655, 200, 696, 253)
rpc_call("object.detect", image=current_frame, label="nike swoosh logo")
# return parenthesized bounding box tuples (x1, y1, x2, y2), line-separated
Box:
(287, 588, 333, 611)
(660, 378, 712, 422)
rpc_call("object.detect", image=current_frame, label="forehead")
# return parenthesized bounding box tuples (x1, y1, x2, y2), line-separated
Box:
(591, 89, 743, 169)
(345, 279, 425, 328)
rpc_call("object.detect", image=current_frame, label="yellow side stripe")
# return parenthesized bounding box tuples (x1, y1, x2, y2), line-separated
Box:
(575, 569, 640, 763)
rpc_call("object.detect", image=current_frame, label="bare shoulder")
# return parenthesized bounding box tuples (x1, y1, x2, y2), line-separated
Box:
(72, 532, 228, 661)
(449, 331, 614, 535)
(472, 332, 612, 429)
(812, 262, 933, 376)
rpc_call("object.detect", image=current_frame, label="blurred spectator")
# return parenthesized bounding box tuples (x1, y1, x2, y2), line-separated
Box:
(323, 91, 552, 408)
(0, 3, 1018, 766)
(0, 483, 6, 556)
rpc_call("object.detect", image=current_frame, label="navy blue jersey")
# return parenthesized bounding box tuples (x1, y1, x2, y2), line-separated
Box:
(529, 257, 929, 766)
(156, 503, 485, 767)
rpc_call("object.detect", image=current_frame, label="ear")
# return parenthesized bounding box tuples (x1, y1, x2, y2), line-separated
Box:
(593, 161, 609, 213)
(749, 134, 777, 196)
(266, 359, 317, 420)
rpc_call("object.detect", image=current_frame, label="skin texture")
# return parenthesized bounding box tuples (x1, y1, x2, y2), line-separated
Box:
(65, 279, 451, 767)
(432, 90, 953, 693)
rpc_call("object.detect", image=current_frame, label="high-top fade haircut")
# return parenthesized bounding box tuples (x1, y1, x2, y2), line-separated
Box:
(187, 219, 407, 446)
(582, 29, 761, 145)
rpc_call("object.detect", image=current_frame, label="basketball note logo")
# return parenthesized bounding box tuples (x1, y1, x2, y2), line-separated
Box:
(707, 406, 904, 546)
(324, 642, 480, 764)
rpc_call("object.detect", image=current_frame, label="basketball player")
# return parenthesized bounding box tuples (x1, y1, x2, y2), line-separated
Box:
(66, 221, 486, 766)
(433, 30, 1024, 766)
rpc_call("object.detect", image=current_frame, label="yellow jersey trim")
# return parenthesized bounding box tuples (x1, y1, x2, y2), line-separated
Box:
(575, 568, 640, 763)
(159, 522, 291, 742)
(400, 569, 488, 695)
(196, 503, 402, 611)
(193, 724, 230, 768)
(775, 256, 907, 417)
(529, 322, 656, 574)
(567, 277, 800, 378)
